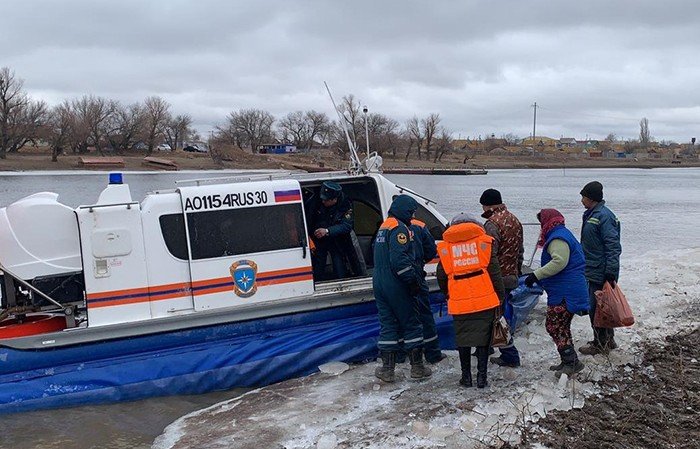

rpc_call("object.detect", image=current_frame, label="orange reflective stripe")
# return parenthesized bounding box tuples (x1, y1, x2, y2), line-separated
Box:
(437, 223, 500, 315)
(410, 218, 426, 228)
(380, 217, 400, 230)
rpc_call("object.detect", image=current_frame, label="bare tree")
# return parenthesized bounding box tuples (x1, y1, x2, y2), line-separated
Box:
(143, 96, 171, 154)
(278, 110, 330, 150)
(364, 113, 399, 157)
(0, 67, 48, 158)
(639, 118, 650, 148)
(421, 113, 441, 161)
(217, 108, 274, 153)
(164, 114, 192, 151)
(105, 102, 144, 153)
(501, 133, 520, 145)
(46, 101, 74, 162)
(71, 95, 116, 154)
(605, 133, 617, 142)
(433, 128, 453, 162)
(405, 117, 423, 161)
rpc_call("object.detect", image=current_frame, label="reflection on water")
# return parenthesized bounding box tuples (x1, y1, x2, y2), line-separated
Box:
(0, 168, 699, 448)
(0, 390, 245, 449)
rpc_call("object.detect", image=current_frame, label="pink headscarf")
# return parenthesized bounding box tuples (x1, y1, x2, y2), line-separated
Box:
(537, 208, 566, 247)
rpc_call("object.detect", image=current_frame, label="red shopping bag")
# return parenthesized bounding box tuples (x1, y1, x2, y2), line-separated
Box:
(594, 282, 635, 328)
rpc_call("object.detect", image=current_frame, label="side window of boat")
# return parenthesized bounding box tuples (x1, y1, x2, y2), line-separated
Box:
(414, 204, 445, 241)
(159, 214, 188, 260)
(186, 204, 305, 260)
(159, 204, 306, 261)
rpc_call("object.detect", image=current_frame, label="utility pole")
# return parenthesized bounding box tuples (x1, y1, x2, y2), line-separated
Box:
(531, 101, 538, 140)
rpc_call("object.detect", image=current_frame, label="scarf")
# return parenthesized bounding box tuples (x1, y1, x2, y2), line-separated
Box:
(537, 208, 566, 247)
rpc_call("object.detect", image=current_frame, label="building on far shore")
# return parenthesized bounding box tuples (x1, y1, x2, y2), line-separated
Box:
(258, 143, 297, 154)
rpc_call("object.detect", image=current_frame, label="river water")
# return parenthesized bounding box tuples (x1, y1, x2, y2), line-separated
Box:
(1, 167, 699, 449)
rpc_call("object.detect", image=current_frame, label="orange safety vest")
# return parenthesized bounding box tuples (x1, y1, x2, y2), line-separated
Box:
(437, 222, 499, 315)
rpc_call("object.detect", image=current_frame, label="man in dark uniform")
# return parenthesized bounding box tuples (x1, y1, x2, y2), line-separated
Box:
(311, 181, 364, 281)
(410, 217, 446, 364)
(373, 195, 431, 382)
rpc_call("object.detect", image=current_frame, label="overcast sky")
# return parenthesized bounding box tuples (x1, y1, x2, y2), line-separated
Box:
(2, 0, 699, 142)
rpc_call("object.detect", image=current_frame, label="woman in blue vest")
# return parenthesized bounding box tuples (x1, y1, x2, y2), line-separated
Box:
(524, 209, 589, 376)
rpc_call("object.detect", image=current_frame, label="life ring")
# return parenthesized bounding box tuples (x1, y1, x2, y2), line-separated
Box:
(0, 314, 67, 339)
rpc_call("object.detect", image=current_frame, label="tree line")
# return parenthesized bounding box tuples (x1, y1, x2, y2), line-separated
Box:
(1, 67, 461, 162)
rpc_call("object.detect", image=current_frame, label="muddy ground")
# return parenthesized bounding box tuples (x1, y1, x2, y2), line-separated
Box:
(521, 327, 700, 449)
(1, 145, 697, 172)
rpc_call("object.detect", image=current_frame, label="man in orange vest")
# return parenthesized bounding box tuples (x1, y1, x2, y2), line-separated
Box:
(437, 213, 505, 388)
(373, 195, 431, 382)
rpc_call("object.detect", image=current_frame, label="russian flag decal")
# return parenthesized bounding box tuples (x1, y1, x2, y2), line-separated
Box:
(274, 189, 301, 203)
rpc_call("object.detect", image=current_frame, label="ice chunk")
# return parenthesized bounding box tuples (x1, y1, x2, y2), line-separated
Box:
(557, 373, 569, 389)
(319, 362, 349, 375)
(411, 420, 430, 436)
(316, 433, 337, 449)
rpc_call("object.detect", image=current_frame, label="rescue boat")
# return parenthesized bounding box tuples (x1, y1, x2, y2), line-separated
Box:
(0, 163, 453, 414)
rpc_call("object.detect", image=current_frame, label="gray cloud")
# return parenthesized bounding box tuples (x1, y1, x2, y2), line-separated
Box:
(2, 0, 699, 141)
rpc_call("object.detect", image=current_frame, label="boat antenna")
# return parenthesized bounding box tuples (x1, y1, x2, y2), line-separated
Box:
(324, 81, 363, 174)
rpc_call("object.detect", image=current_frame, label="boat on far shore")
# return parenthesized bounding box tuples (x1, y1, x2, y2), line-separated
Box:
(382, 167, 488, 175)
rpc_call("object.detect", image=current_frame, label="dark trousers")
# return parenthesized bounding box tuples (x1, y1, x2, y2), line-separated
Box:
(312, 237, 363, 281)
(588, 281, 615, 346)
(375, 288, 423, 352)
(497, 287, 521, 364)
(417, 288, 442, 361)
(312, 245, 347, 281)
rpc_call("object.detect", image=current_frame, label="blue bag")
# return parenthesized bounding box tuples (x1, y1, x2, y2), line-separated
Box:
(504, 276, 544, 332)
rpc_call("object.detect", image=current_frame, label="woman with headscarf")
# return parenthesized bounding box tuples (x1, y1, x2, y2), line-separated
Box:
(436, 213, 505, 388)
(524, 209, 590, 375)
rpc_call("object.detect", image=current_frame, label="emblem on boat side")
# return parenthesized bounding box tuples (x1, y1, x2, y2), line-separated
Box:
(230, 260, 258, 298)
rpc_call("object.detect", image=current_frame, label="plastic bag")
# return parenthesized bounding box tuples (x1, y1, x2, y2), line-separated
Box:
(504, 277, 544, 332)
(594, 282, 635, 328)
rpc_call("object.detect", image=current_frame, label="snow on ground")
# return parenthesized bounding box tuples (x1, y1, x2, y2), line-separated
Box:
(152, 248, 700, 449)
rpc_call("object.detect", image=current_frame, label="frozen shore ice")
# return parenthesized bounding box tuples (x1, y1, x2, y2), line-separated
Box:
(152, 248, 700, 449)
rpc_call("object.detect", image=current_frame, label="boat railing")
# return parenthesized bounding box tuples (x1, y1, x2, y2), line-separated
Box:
(175, 170, 354, 187)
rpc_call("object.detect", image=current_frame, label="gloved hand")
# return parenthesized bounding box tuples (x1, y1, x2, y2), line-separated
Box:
(605, 274, 617, 288)
(408, 281, 421, 296)
(524, 273, 538, 288)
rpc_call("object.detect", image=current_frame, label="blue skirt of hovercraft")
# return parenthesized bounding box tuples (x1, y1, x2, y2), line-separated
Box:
(0, 293, 454, 414)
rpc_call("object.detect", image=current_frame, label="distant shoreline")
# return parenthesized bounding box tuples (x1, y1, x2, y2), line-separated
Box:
(0, 152, 698, 172)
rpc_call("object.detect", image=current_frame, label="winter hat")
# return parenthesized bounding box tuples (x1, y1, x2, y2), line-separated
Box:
(320, 181, 342, 200)
(580, 181, 603, 202)
(479, 188, 502, 206)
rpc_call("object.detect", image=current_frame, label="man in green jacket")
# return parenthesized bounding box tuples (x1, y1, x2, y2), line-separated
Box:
(578, 181, 622, 355)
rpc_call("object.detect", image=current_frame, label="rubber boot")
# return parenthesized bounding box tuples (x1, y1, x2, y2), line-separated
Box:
(475, 346, 489, 388)
(549, 361, 564, 371)
(409, 347, 432, 380)
(458, 347, 472, 387)
(557, 345, 584, 376)
(374, 351, 396, 383)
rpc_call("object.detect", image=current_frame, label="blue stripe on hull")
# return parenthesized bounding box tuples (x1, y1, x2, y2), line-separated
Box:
(0, 293, 454, 414)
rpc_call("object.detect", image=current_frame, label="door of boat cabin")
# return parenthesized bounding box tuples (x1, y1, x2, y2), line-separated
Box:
(178, 180, 313, 312)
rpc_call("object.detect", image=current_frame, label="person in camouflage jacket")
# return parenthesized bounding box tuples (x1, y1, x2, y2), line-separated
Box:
(480, 189, 524, 367)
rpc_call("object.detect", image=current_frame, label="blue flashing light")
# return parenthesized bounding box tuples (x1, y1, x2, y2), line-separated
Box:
(109, 172, 123, 185)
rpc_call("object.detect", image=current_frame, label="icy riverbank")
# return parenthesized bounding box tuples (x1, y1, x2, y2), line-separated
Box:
(153, 248, 700, 449)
